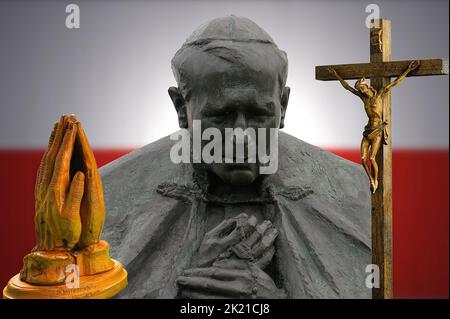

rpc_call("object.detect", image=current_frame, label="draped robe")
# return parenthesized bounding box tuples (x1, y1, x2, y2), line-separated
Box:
(100, 131, 371, 299)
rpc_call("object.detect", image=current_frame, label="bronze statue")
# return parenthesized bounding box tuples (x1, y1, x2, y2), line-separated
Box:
(328, 60, 420, 193)
(100, 16, 371, 299)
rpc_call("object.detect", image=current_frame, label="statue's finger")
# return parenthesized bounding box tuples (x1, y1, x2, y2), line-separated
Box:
(261, 227, 278, 246)
(34, 122, 56, 244)
(42, 115, 77, 189)
(251, 227, 279, 259)
(183, 267, 250, 281)
(58, 171, 84, 249)
(76, 121, 106, 248)
(47, 121, 59, 148)
(254, 246, 275, 270)
(207, 214, 246, 238)
(83, 165, 104, 207)
(50, 122, 77, 201)
(233, 212, 250, 221)
(212, 257, 248, 270)
(62, 171, 85, 220)
(78, 173, 106, 247)
(35, 122, 58, 197)
(221, 215, 257, 246)
(176, 276, 250, 296)
(180, 289, 231, 299)
(239, 214, 257, 234)
(40, 116, 67, 190)
(221, 227, 243, 247)
(241, 220, 272, 248)
(76, 121, 98, 170)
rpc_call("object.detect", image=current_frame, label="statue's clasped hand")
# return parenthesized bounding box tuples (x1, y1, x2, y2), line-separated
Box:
(177, 214, 286, 299)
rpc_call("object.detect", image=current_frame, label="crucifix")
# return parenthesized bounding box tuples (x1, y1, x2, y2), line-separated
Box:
(315, 19, 448, 299)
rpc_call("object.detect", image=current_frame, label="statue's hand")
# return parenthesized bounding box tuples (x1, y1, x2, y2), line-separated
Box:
(34, 115, 84, 251)
(21, 114, 113, 285)
(34, 114, 105, 250)
(177, 261, 286, 299)
(191, 213, 257, 268)
(74, 116, 106, 249)
(327, 67, 338, 77)
(408, 60, 420, 71)
(178, 221, 286, 298)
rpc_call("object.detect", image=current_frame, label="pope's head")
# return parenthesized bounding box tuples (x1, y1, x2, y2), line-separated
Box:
(169, 16, 290, 186)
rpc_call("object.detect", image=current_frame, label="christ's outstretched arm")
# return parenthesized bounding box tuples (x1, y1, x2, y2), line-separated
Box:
(328, 68, 362, 98)
(379, 60, 420, 95)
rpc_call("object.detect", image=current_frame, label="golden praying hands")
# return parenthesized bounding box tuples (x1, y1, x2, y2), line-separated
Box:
(20, 115, 114, 285)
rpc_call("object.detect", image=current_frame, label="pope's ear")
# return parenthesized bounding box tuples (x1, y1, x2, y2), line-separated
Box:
(168, 86, 188, 129)
(280, 86, 290, 129)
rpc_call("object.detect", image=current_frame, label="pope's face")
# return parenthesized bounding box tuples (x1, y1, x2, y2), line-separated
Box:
(184, 66, 286, 186)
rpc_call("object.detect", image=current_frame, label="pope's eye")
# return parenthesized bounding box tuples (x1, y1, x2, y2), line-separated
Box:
(253, 110, 271, 117)
(209, 114, 224, 119)
(208, 111, 233, 119)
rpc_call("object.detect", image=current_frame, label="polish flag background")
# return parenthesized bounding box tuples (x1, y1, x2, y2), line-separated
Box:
(0, 0, 448, 298)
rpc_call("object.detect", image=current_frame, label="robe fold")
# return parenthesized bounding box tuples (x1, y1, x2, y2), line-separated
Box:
(100, 131, 371, 299)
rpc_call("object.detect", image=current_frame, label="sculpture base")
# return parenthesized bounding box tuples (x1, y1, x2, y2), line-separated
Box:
(3, 259, 127, 299)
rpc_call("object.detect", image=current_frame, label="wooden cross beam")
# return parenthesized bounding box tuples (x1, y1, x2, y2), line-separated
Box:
(316, 59, 448, 81)
(315, 19, 448, 299)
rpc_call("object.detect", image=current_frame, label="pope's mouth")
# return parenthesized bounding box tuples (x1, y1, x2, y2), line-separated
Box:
(228, 163, 251, 169)
(222, 155, 254, 163)
(221, 163, 258, 173)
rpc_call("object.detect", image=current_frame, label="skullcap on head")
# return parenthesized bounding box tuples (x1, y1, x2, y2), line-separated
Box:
(183, 15, 277, 46)
(171, 16, 288, 100)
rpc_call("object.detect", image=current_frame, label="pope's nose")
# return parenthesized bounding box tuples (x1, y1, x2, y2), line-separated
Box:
(224, 113, 257, 162)
(234, 112, 247, 130)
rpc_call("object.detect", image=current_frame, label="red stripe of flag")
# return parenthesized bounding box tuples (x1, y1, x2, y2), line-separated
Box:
(0, 149, 448, 298)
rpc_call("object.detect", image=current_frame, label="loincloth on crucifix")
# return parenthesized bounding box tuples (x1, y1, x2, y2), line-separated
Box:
(363, 121, 389, 145)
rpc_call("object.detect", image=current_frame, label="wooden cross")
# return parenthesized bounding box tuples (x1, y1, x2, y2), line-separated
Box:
(315, 19, 448, 299)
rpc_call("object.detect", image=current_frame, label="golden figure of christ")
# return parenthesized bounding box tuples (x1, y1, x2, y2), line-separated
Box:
(316, 18, 448, 299)
(328, 60, 420, 193)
